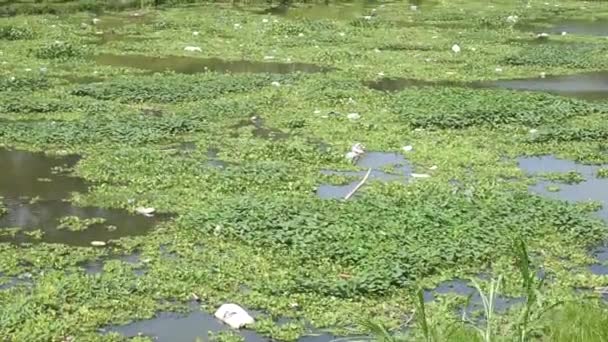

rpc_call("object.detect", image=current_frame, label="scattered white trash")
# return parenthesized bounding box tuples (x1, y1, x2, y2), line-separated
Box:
(271, 81, 281, 87)
(506, 15, 519, 24)
(92, 18, 101, 25)
(193, 31, 200, 36)
(214, 304, 255, 329)
(451, 44, 461, 53)
(346, 143, 366, 163)
(90, 241, 106, 247)
(402, 145, 413, 152)
(136, 207, 156, 216)
(412, 173, 431, 178)
(184, 46, 202, 52)
(347, 113, 361, 121)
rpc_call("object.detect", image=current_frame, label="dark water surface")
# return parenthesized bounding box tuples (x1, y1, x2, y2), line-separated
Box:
(95, 54, 330, 74)
(0, 148, 160, 245)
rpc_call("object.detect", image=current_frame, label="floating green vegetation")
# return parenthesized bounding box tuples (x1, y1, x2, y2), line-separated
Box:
(57, 216, 107, 231)
(1, 0, 608, 341)
(32, 41, 85, 60)
(598, 169, 608, 179)
(542, 171, 586, 184)
(390, 88, 607, 129)
(0, 25, 33, 40)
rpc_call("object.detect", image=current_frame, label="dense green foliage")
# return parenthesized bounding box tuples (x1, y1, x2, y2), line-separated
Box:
(1, 0, 608, 341)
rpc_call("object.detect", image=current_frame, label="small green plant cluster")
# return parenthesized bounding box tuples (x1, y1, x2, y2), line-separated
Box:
(530, 127, 608, 143)
(0, 25, 34, 40)
(597, 168, 608, 179)
(503, 43, 608, 69)
(0, 112, 204, 145)
(0, 95, 74, 114)
(32, 41, 84, 60)
(0, 75, 49, 92)
(57, 216, 107, 231)
(71, 73, 299, 103)
(543, 171, 586, 184)
(391, 87, 607, 129)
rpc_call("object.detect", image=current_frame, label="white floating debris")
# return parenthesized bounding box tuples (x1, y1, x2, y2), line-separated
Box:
(9, 76, 15, 81)
(402, 145, 413, 152)
(374, 48, 381, 53)
(25, 68, 32, 72)
(363, 15, 372, 20)
(338, 32, 346, 37)
(347, 113, 361, 121)
(410, 5, 418, 11)
(262, 18, 269, 23)
(184, 46, 202, 52)
(429, 165, 438, 170)
(136, 207, 156, 216)
(193, 31, 200, 36)
(314, 109, 321, 114)
(506, 15, 519, 23)
(92, 18, 101, 25)
(90, 241, 106, 247)
(539, 72, 546, 78)
(95, 31, 104, 35)
(351, 143, 366, 155)
(451, 44, 461, 53)
(234, 23, 241, 29)
(298, 33, 305, 37)
(470, 47, 477, 51)
(377, 71, 385, 76)
(536, 32, 549, 39)
(561, 31, 567, 36)
(263, 55, 275, 60)
(529, 129, 538, 134)
(271, 81, 281, 87)
(412, 173, 431, 178)
(495, 67, 503, 72)
(214, 304, 255, 329)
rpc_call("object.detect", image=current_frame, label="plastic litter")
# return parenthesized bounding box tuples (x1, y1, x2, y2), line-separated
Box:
(214, 304, 254, 329)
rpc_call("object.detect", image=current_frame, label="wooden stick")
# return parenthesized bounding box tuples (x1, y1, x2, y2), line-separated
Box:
(344, 168, 372, 201)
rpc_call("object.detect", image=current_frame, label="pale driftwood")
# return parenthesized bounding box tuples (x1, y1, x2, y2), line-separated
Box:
(344, 168, 372, 201)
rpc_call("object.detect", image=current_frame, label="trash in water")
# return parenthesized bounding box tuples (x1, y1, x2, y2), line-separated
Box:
(214, 303, 255, 329)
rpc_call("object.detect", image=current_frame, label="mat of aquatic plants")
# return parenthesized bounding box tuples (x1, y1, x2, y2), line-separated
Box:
(2, 0, 608, 341)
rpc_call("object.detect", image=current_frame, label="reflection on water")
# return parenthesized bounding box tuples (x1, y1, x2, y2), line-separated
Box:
(256, 0, 380, 20)
(0, 148, 160, 245)
(367, 71, 608, 101)
(516, 19, 608, 37)
(317, 152, 412, 199)
(517, 155, 608, 221)
(95, 54, 330, 74)
(424, 278, 524, 313)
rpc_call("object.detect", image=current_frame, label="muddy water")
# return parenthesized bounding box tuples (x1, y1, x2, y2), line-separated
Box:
(367, 72, 608, 101)
(518, 155, 608, 275)
(424, 278, 524, 313)
(231, 117, 290, 140)
(516, 19, 608, 37)
(0, 148, 160, 245)
(256, 0, 380, 20)
(105, 301, 339, 342)
(317, 152, 412, 199)
(518, 155, 608, 221)
(82, 252, 143, 275)
(95, 54, 329, 74)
